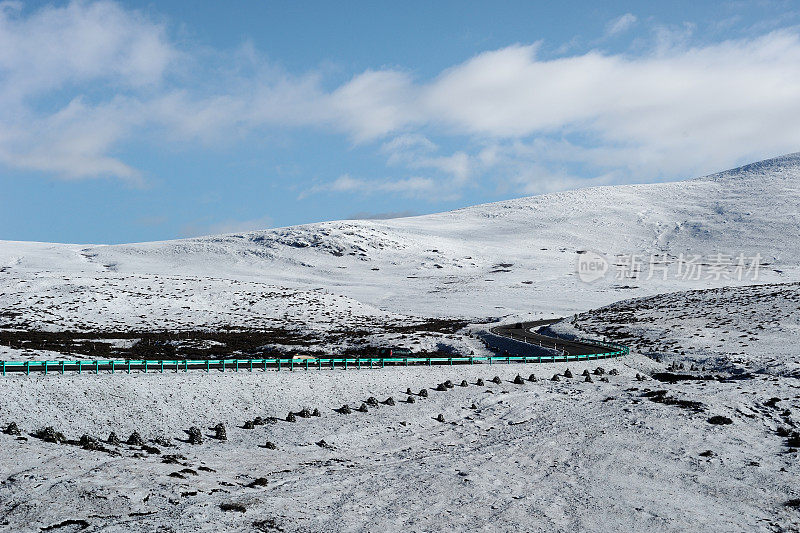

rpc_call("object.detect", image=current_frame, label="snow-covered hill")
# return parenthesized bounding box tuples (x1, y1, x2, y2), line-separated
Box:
(2, 153, 799, 325)
(2, 155, 800, 531)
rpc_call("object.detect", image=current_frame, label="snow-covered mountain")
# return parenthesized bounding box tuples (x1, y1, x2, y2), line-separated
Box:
(2, 155, 800, 533)
(2, 153, 800, 323)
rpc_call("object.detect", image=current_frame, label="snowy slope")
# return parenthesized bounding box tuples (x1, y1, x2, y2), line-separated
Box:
(565, 281, 800, 378)
(2, 155, 800, 531)
(3, 153, 799, 325)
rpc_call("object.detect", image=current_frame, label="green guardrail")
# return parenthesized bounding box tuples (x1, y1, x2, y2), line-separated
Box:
(0, 341, 628, 376)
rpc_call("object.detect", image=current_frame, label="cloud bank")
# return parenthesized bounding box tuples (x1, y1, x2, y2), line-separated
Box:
(2, 1, 800, 196)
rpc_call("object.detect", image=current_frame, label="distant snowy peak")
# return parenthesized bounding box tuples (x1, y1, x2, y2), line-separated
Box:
(702, 152, 800, 183)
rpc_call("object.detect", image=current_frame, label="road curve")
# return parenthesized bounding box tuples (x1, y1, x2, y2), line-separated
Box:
(491, 319, 622, 357)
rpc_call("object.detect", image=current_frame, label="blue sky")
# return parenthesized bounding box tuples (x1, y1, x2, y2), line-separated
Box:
(2, 0, 800, 243)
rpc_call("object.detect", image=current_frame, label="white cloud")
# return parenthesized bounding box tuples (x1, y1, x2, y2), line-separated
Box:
(606, 13, 637, 37)
(3, 1, 800, 197)
(0, 0, 174, 102)
(301, 174, 436, 198)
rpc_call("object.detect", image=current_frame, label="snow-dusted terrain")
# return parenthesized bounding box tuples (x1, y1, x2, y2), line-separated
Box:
(1, 154, 800, 531)
(3, 153, 800, 325)
(568, 282, 800, 378)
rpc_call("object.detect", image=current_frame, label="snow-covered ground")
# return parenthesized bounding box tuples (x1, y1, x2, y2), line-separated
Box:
(1, 349, 797, 531)
(3, 153, 800, 323)
(1, 154, 800, 531)
(567, 282, 800, 378)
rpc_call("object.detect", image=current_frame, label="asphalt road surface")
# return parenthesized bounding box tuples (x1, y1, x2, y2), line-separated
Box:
(491, 319, 610, 356)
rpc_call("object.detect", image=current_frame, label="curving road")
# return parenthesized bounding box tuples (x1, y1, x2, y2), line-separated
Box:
(491, 319, 618, 356)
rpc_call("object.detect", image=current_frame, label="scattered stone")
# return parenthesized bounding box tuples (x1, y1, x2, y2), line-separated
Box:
(264, 417, 278, 424)
(316, 439, 334, 449)
(594, 367, 606, 375)
(707, 415, 733, 425)
(153, 436, 173, 448)
(366, 397, 379, 407)
(584, 375, 593, 383)
(699, 450, 715, 457)
(460, 380, 469, 387)
(419, 389, 428, 398)
(243, 420, 255, 429)
(127, 431, 144, 446)
(785, 499, 800, 509)
(436, 414, 445, 423)
(528, 374, 537, 382)
(476, 378, 485, 386)
(765, 397, 781, 408)
(220, 502, 247, 513)
(3, 422, 21, 436)
(384, 397, 396, 406)
(406, 396, 416, 404)
(142, 444, 161, 455)
(249, 477, 269, 487)
(357, 403, 368, 413)
(339, 404, 352, 414)
(79, 434, 100, 450)
(436, 383, 449, 392)
(213, 423, 227, 441)
(644, 390, 705, 412)
(107, 432, 121, 446)
(253, 417, 266, 426)
(582, 369, 590, 376)
(564, 369, 573, 378)
(406, 387, 413, 395)
(311, 408, 321, 417)
(635, 373, 645, 381)
(286, 412, 297, 423)
(264, 441, 277, 450)
(35, 426, 65, 444)
(39, 520, 89, 531)
(786, 431, 800, 448)
(513, 375, 525, 385)
(298, 408, 312, 419)
(551, 374, 560, 382)
(187, 426, 203, 445)
(491, 376, 502, 384)
(600, 377, 609, 382)
(470, 403, 478, 410)
(609, 369, 619, 375)
(444, 380, 454, 389)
